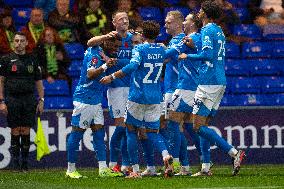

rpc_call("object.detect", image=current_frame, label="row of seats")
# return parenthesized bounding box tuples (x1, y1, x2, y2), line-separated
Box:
(221, 93, 284, 106)
(225, 59, 284, 76)
(226, 41, 284, 58)
(45, 76, 283, 97)
(226, 76, 284, 94)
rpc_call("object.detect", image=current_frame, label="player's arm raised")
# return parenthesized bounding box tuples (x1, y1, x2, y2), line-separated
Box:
(87, 31, 118, 47)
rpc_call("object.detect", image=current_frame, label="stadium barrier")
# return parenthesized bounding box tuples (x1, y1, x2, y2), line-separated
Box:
(0, 107, 284, 169)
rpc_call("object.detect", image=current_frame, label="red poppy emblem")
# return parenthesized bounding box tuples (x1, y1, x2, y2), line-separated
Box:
(124, 42, 128, 48)
(11, 64, 17, 72)
(92, 57, 98, 65)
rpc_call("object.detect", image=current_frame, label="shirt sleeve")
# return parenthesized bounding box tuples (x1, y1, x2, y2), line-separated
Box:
(121, 46, 141, 74)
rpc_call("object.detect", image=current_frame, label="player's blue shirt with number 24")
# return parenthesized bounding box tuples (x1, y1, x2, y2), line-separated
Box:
(192, 23, 226, 85)
(121, 42, 166, 104)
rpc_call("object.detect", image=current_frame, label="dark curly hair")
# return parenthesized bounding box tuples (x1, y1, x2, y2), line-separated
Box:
(192, 13, 203, 30)
(142, 20, 160, 40)
(201, 0, 222, 20)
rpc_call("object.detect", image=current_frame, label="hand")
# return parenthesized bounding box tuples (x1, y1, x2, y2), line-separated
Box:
(100, 75, 113, 84)
(178, 53, 188, 60)
(36, 101, 44, 115)
(182, 37, 194, 48)
(56, 51, 64, 61)
(106, 58, 117, 68)
(0, 103, 8, 116)
(106, 31, 118, 39)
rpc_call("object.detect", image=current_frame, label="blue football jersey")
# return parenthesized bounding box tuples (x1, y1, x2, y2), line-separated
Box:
(106, 32, 133, 88)
(164, 33, 185, 93)
(173, 32, 203, 90)
(122, 43, 166, 104)
(73, 46, 105, 105)
(198, 23, 226, 85)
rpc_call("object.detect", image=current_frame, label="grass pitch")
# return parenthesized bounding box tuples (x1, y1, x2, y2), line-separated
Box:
(0, 165, 283, 189)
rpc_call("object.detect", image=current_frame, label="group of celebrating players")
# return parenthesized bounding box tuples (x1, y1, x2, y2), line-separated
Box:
(65, 0, 246, 179)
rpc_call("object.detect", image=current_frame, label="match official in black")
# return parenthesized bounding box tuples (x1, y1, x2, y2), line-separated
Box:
(0, 32, 44, 171)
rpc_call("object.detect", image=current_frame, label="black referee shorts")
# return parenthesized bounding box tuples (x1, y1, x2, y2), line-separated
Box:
(6, 94, 37, 128)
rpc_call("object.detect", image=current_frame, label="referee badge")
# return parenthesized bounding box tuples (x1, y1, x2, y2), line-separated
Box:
(28, 65, 34, 73)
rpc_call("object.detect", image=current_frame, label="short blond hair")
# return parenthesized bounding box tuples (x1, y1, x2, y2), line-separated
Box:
(166, 11, 184, 23)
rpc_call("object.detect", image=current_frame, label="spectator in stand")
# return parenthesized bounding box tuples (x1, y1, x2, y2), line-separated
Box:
(0, 8, 16, 56)
(48, 0, 82, 43)
(215, 0, 252, 44)
(249, 0, 284, 27)
(35, 26, 71, 84)
(21, 8, 46, 53)
(34, 0, 56, 20)
(80, 0, 108, 41)
(180, 0, 201, 13)
(116, 0, 143, 30)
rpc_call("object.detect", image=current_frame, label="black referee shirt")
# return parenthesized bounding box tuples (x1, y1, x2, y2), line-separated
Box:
(0, 52, 42, 95)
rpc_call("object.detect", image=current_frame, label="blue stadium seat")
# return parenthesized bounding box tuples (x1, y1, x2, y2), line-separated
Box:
(43, 80, 70, 96)
(234, 94, 263, 106)
(164, 0, 180, 5)
(15, 25, 25, 32)
(64, 43, 85, 60)
(4, 0, 33, 7)
(233, 24, 262, 39)
(272, 42, 284, 58)
(273, 94, 284, 105)
(275, 59, 284, 75)
(72, 78, 79, 94)
(139, 7, 163, 23)
(242, 42, 273, 58)
(225, 76, 236, 94)
(248, 59, 279, 76)
(225, 59, 249, 76)
(163, 7, 190, 18)
(12, 8, 31, 25)
(68, 60, 82, 78)
(220, 94, 239, 106)
(262, 76, 284, 93)
(230, 77, 261, 93)
(225, 42, 240, 58)
(235, 8, 250, 21)
(227, 0, 249, 7)
(44, 97, 73, 109)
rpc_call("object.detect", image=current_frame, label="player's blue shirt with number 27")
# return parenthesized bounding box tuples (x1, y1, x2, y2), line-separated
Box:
(191, 23, 226, 85)
(121, 42, 166, 104)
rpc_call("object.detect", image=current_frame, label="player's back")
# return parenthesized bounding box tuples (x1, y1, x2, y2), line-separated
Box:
(199, 23, 226, 86)
(73, 46, 105, 105)
(128, 43, 165, 104)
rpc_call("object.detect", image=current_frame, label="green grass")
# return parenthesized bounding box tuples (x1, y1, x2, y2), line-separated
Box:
(0, 165, 284, 189)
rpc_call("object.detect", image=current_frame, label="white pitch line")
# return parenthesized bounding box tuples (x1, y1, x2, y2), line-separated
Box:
(183, 186, 284, 189)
